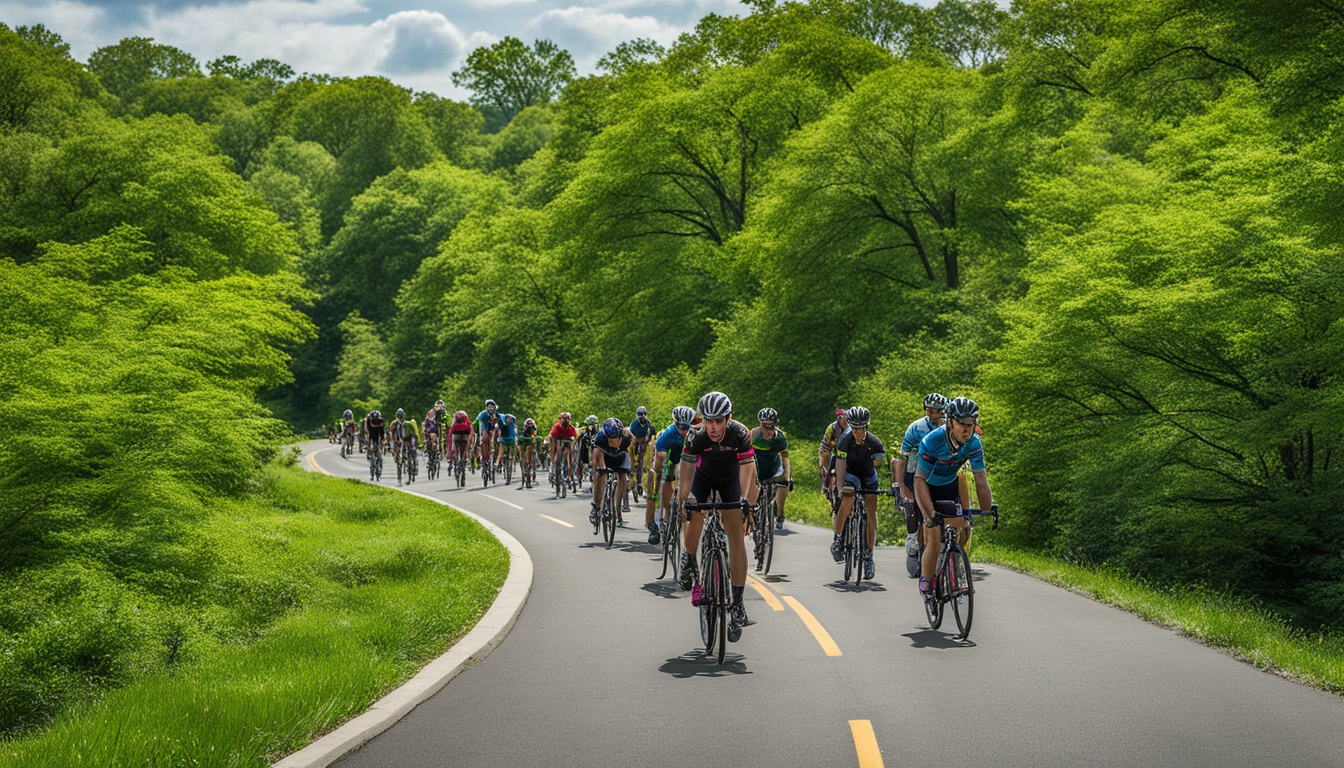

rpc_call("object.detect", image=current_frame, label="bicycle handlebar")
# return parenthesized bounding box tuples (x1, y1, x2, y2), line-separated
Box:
(682, 500, 751, 512)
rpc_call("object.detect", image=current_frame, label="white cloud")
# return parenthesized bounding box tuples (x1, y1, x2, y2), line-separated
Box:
(528, 6, 678, 69)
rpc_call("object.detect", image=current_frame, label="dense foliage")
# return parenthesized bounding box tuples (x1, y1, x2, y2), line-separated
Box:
(2, 0, 1342, 739)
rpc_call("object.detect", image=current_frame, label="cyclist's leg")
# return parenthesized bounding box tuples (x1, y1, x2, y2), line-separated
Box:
(834, 481, 855, 537)
(591, 452, 607, 509)
(863, 491, 878, 551)
(615, 453, 631, 508)
(921, 483, 959, 579)
(717, 476, 748, 588)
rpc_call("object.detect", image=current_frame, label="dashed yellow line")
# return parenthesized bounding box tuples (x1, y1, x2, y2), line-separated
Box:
(782, 596, 842, 657)
(849, 720, 884, 767)
(539, 514, 573, 528)
(746, 574, 785, 612)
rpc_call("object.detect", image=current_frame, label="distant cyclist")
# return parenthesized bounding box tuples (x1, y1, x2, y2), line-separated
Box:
(448, 409, 474, 468)
(914, 397, 993, 595)
(476, 399, 504, 473)
(498, 414, 519, 481)
(364, 409, 385, 455)
(590, 417, 633, 526)
(645, 405, 695, 545)
(751, 408, 791, 530)
(576, 415, 599, 485)
(830, 406, 885, 580)
(629, 406, 656, 497)
(818, 407, 849, 501)
(676, 392, 759, 642)
(548, 412, 577, 480)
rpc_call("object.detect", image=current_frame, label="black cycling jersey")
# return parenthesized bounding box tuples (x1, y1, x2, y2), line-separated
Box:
(835, 430, 885, 478)
(596, 433, 632, 460)
(683, 420, 755, 486)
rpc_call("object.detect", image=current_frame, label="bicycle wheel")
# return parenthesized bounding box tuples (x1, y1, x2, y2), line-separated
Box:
(505, 453, 513, 485)
(950, 546, 974, 639)
(603, 484, 618, 548)
(761, 498, 775, 575)
(699, 549, 726, 661)
(843, 510, 858, 582)
(853, 503, 867, 586)
(926, 550, 948, 630)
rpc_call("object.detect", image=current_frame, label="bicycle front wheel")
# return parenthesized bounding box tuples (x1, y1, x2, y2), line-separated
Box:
(950, 546, 974, 639)
(603, 493, 618, 548)
(853, 506, 867, 586)
(761, 500, 775, 575)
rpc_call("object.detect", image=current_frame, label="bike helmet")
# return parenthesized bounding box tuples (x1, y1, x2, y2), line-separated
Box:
(455, 410, 468, 420)
(923, 393, 949, 411)
(560, 411, 571, 420)
(485, 399, 496, 408)
(757, 407, 778, 424)
(524, 418, 535, 427)
(586, 415, 598, 425)
(395, 408, 405, 418)
(946, 396, 979, 423)
(343, 409, 353, 419)
(636, 406, 647, 416)
(697, 391, 732, 419)
(845, 406, 870, 428)
(602, 417, 624, 433)
(671, 405, 695, 426)
(505, 414, 516, 423)
(370, 410, 382, 419)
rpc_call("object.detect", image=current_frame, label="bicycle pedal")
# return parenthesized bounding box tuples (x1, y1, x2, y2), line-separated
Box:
(690, 585, 705, 606)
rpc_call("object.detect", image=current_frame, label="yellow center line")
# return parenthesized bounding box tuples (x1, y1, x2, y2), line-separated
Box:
(538, 514, 574, 528)
(745, 574, 784, 612)
(849, 720, 884, 767)
(307, 447, 333, 475)
(782, 596, 842, 656)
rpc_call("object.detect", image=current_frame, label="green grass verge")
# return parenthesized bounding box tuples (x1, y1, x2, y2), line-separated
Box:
(975, 542, 1344, 695)
(0, 465, 509, 767)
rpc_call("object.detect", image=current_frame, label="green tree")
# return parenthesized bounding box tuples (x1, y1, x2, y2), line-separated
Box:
(413, 93, 487, 168)
(86, 36, 200, 103)
(328, 311, 390, 413)
(451, 37, 576, 130)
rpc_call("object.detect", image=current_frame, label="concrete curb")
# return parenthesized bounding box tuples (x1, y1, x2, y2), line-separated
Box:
(274, 466, 533, 768)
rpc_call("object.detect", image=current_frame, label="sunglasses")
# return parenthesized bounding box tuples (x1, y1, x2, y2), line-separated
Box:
(760, 422, 777, 429)
(953, 418, 977, 428)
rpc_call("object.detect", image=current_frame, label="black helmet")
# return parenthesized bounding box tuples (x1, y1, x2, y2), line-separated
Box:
(845, 406, 870, 427)
(757, 407, 778, 424)
(923, 393, 949, 410)
(946, 397, 978, 422)
(395, 408, 405, 418)
(697, 391, 732, 419)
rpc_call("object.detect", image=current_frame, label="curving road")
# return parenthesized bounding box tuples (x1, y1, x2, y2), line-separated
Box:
(299, 442, 1344, 768)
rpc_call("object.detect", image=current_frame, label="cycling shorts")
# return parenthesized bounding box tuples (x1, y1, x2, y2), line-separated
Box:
(689, 473, 742, 506)
(596, 450, 631, 474)
(843, 471, 879, 494)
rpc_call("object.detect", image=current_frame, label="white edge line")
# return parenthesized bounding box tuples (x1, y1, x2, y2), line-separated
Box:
(479, 492, 525, 510)
(274, 451, 534, 768)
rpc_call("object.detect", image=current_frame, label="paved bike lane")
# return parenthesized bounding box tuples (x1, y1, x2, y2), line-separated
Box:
(297, 442, 1344, 768)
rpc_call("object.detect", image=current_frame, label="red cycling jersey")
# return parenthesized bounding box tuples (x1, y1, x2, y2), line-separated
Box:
(549, 423, 577, 441)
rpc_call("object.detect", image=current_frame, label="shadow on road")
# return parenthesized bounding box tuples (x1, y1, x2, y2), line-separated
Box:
(759, 574, 792, 585)
(576, 540, 661, 556)
(903, 629, 976, 649)
(659, 652, 752, 678)
(824, 580, 889, 594)
(971, 567, 992, 582)
(641, 581, 683, 600)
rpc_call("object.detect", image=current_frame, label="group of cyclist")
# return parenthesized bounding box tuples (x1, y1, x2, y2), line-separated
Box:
(335, 387, 992, 644)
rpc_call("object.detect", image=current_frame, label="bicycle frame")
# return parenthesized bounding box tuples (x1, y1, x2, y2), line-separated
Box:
(684, 497, 746, 664)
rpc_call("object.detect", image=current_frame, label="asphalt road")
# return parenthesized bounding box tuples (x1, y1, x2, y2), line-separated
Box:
(301, 442, 1344, 767)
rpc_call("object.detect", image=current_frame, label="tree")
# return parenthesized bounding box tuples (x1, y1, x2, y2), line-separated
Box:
(328, 312, 390, 413)
(413, 93, 487, 168)
(86, 36, 200, 103)
(451, 37, 575, 130)
(931, 0, 1010, 68)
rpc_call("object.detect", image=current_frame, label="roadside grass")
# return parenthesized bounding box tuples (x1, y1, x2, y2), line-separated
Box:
(782, 483, 1343, 694)
(0, 465, 509, 767)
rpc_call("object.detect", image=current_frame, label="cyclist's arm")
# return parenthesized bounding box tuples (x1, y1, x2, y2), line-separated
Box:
(675, 455, 694, 502)
(913, 474, 935, 523)
(781, 451, 791, 482)
(893, 454, 911, 496)
(971, 469, 992, 510)
(652, 450, 667, 479)
(741, 458, 760, 506)
(835, 457, 849, 486)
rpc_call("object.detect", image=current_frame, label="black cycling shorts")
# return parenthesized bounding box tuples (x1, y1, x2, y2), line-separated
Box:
(689, 473, 742, 506)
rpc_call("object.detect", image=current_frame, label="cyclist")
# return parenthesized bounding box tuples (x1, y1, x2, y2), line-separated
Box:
(390, 408, 420, 469)
(645, 405, 696, 545)
(476, 399, 504, 475)
(447, 409, 474, 469)
(339, 409, 358, 451)
(423, 407, 441, 458)
(431, 399, 448, 449)
(517, 418, 539, 482)
(914, 396, 993, 594)
(365, 409, 385, 456)
(548, 412, 578, 482)
(590, 417, 633, 526)
(576, 415, 599, 487)
(751, 407, 792, 530)
(893, 394, 959, 576)
(676, 392, 759, 642)
(629, 405, 656, 497)
(830, 406, 885, 580)
(818, 407, 849, 502)
(498, 414, 519, 482)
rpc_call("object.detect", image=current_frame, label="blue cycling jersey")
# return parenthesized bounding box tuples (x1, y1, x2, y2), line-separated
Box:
(901, 416, 941, 456)
(498, 421, 518, 443)
(655, 423, 686, 461)
(915, 426, 985, 486)
(630, 416, 655, 440)
(477, 410, 501, 433)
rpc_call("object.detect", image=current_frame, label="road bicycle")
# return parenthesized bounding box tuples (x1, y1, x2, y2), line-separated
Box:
(551, 447, 572, 498)
(657, 478, 683, 581)
(685, 496, 748, 664)
(426, 442, 440, 481)
(340, 427, 355, 459)
(593, 467, 624, 548)
(397, 441, 418, 485)
(630, 439, 649, 504)
(453, 451, 467, 487)
(898, 498, 921, 578)
(521, 447, 537, 489)
(922, 501, 998, 640)
(502, 444, 515, 485)
(367, 439, 383, 482)
(837, 486, 897, 585)
(751, 478, 793, 575)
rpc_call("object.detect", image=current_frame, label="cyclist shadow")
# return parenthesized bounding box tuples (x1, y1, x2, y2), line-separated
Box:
(824, 580, 888, 594)
(903, 629, 976, 649)
(576, 540, 660, 555)
(758, 574, 792, 585)
(659, 651, 752, 678)
(640, 581, 682, 600)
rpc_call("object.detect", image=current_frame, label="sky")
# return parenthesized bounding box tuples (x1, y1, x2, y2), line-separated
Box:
(0, 0, 753, 99)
